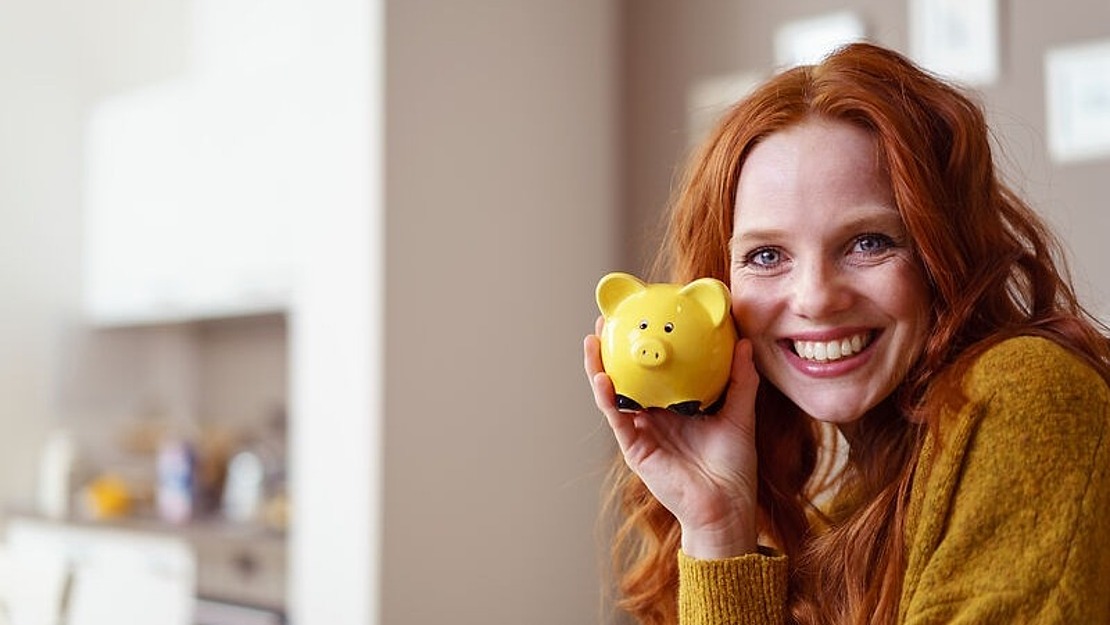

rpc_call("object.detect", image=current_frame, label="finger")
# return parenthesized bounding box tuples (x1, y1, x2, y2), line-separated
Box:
(583, 334, 604, 379)
(730, 339, 760, 389)
(584, 335, 645, 454)
(594, 314, 605, 337)
(584, 335, 619, 415)
(716, 338, 760, 430)
(590, 368, 642, 455)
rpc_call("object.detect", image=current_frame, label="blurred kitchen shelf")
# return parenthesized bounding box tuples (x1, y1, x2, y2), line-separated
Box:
(7, 509, 284, 540)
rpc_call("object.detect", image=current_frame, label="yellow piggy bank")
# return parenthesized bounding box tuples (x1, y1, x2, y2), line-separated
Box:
(596, 272, 737, 415)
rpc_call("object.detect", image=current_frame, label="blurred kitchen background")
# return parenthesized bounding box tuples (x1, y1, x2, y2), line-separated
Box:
(0, 1, 1108, 624)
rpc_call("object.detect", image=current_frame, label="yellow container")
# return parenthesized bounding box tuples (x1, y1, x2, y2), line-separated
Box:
(596, 272, 737, 415)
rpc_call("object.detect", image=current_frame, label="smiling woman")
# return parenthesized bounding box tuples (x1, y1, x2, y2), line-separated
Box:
(584, 42, 1110, 625)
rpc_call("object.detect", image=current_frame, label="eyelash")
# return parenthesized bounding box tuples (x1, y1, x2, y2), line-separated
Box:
(853, 232, 896, 254)
(737, 233, 898, 271)
(741, 247, 783, 269)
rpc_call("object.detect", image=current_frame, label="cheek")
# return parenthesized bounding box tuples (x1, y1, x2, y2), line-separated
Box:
(886, 266, 931, 321)
(882, 268, 933, 349)
(730, 289, 774, 338)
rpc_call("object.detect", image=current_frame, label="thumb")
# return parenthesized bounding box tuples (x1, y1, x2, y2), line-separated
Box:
(714, 338, 759, 423)
(730, 338, 759, 390)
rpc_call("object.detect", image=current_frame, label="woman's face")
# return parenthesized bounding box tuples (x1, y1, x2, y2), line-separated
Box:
(729, 118, 931, 425)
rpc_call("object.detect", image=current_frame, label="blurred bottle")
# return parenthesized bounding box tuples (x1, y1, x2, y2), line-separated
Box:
(38, 428, 78, 519)
(222, 449, 264, 523)
(157, 436, 196, 524)
(222, 405, 287, 528)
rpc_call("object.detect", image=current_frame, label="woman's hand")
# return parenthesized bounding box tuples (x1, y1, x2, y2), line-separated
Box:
(584, 320, 761, 559)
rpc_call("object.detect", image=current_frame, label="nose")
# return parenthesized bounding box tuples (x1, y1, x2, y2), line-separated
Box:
(631, 337, 668, 368)
(790, 259, 853, 319)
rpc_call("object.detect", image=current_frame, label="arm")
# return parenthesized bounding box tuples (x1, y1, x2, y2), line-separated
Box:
(678, 548, 789, 625)
(585, 328, 787, 622)
(901, 336, 1110, 624)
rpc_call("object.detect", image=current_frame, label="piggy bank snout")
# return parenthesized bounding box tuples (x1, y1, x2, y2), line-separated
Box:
(631, 337, 668, 368)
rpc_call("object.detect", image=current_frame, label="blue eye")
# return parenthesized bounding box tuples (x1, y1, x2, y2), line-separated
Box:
(854, 233, 894, 254)
(747, 247, 783, 267)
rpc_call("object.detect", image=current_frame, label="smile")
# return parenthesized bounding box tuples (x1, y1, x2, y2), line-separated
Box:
(791, 332, 873, 362)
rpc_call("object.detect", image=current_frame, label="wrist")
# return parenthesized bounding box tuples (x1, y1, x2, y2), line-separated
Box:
(680, 520, 757, 560)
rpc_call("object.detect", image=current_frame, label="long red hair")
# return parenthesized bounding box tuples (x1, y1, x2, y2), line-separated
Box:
(605, 42, 1110, 625)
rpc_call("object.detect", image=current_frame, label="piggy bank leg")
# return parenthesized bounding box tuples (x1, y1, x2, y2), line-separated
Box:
(702, 391, 727, 415)
(615, 395, 644, 412)
(668, 401, 702, 416)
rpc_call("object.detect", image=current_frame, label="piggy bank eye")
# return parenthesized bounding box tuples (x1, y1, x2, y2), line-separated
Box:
(638, 320, 649, 330)
(664, 322, 674, 333)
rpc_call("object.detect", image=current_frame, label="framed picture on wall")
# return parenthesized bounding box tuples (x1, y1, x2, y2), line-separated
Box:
(686, 71, 763, 147)
(909, 0, 999, 85)
(1045, 39, 1110, 164)
(774, 11, 867, 69)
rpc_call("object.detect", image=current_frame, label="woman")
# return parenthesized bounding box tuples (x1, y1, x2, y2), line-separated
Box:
(584, 42, 1110, 625)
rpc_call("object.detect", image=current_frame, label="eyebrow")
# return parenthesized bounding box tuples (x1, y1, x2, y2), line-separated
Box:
(730, 227, 789, 247)
(731, 208, 906, 247)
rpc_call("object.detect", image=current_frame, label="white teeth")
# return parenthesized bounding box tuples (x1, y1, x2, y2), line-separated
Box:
(793, 333, 871, 362)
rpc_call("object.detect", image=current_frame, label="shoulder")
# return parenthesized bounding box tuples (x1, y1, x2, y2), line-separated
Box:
(924, 335, 1110, 491)
(939, 335, 1110, 481)
(903, 336, 1110, 620)
(963, 335, 1109, 411)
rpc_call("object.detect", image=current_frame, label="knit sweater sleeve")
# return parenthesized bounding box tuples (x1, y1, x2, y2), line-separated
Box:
(900, 336, 1110, 624)
(677, 548, 789, 625)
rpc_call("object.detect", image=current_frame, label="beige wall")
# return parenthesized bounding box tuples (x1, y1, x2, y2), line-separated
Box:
(623, 1, 1110, 321)
(382, 2, 620, 623)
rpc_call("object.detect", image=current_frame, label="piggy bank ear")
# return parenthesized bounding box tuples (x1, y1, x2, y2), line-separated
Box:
(679, 278, 731, 326)
(596, 272, 647, 318)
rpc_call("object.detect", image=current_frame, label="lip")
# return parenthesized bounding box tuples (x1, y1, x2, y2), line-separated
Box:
(777, 328, 880, 378)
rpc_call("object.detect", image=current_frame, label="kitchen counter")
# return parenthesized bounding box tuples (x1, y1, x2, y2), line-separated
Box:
(4, 511, 286, 612)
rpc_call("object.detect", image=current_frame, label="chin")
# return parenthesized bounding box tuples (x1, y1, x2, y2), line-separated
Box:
(791, 393, 880, 425)
(802, 408, 865, 425)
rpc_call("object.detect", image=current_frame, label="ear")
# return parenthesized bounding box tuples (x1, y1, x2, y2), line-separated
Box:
(596, 272, 647, 318)
(679, 277, 731, 326)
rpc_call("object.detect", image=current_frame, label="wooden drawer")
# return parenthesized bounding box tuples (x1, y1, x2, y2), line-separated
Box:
(194, 534, 286, 610)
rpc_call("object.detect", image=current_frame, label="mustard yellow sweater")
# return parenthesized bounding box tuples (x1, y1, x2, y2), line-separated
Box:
(678, 336, 1110, 624)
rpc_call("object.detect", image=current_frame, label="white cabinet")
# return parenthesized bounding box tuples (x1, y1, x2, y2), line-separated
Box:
(81, 0, 312, 326)
(4, 517, 196, 625)
(3, 515, 287, 622)
(83, 76, 299, 326)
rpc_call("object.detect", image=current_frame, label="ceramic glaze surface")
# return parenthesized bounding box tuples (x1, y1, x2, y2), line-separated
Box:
(596, 272, 737, 415)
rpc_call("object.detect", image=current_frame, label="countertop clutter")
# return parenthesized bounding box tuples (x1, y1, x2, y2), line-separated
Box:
(38, 407, 288, 533)
(4, 406, 290, 624)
